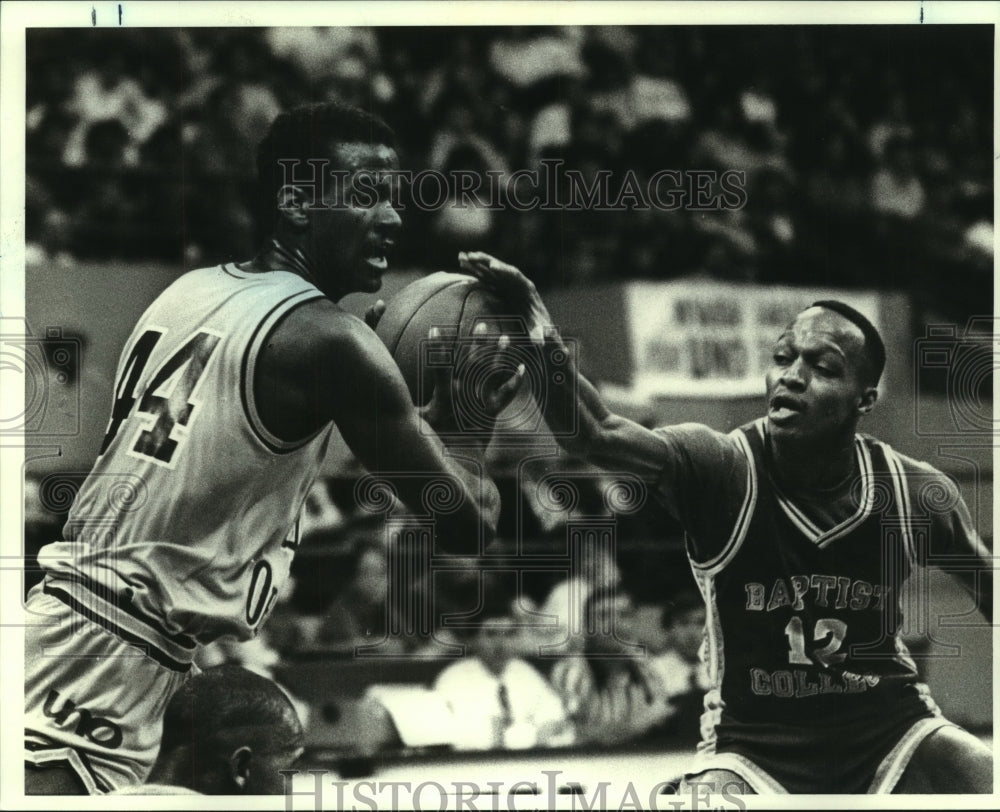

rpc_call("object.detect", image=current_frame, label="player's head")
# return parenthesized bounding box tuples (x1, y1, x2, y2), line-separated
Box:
(151, 665, 304, 795)
(765, 301, 884, 444)
(256, 102, 401, 299)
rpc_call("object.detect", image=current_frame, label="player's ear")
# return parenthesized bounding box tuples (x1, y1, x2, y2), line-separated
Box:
(857, 386, 878, 417)
(276, 185, 311, 229)
(229, 746, 253, 791)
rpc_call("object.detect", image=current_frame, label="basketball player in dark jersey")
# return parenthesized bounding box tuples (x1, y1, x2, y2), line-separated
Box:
(461, 252, 993, 794)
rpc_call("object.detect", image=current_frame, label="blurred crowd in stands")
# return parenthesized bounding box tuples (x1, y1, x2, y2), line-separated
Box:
(26, 25, 991, 316)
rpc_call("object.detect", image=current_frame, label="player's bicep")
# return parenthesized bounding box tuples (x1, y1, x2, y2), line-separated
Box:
(326, 326, 448, 473)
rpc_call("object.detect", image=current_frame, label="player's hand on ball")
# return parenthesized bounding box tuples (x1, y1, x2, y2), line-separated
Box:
(421, 322, 526, 434)
(458, 251, 555, 345)
(479, 331, 527, 417)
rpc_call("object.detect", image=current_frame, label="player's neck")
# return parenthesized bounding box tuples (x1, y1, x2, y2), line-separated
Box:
(768, 431, 856, 492)
(242, 238, 321, 286)
(145, 752, 186, 788)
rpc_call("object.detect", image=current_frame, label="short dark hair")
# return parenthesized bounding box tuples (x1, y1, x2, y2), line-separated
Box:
(255, 101, 397, 226)
(810, 300, 886, 386)
(159, 665, 301, 757)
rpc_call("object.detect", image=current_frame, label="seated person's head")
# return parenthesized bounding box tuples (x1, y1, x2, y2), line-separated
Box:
(150, 665, 304, 794)
(472, 614, 519, 675)
(662, 592, 706, 664)
(583, 586, 636, 656)
(463, 573, 518, 675)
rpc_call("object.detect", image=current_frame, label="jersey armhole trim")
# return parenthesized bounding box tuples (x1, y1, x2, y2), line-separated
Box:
(690, 429, 757, 575)
(241, 290, 328, 454)
(881, 443, 917, 569)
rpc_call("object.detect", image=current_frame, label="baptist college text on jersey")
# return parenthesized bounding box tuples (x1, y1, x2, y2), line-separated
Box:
(652, 420, 975, 793)
(25, 265, 332, 790)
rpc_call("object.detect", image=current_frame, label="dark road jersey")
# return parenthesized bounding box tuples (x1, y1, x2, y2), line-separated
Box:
(652, 419, 979, 737)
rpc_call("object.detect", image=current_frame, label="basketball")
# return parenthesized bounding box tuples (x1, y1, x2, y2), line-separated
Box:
(375, 272, 504, 405)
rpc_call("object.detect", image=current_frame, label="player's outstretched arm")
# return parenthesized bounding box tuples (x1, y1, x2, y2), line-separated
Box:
(458, 251, 670, 480)
(256, 301, 511, 552)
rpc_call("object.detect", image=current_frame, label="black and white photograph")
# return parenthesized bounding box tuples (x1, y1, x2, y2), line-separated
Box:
(1, 2, 996, 808)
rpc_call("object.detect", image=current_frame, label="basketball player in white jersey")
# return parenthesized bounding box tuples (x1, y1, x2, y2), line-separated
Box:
(461, 252, 993, 794)
(24, 104, 525, 794)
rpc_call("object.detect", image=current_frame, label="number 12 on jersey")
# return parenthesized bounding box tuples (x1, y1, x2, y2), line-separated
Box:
(100, 329, 222, 466)
(785, 616, 848, 668)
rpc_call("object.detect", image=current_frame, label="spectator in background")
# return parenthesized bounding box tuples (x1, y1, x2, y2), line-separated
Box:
(648, 592, 711, 745)
(870, 135, 926, 220)
(430, 143, 498, 267)
(112, 666, 304, 795)
(536, 535, 623, 653)
(747, 167, 796, 282)
(61, 53, 167, 168)
(428, 88, 509, 176)
(317, 538, 404, 654)
(550, 587, 671, 746)
(630, 36, 691, 129)
(866, 92, 913, 161)
(488, 27, 586, 93)
(804, 130, 868, 215)
(434, 583, 572, 751)
(692, 100, 788, 178)
(265, 26, 380, 84)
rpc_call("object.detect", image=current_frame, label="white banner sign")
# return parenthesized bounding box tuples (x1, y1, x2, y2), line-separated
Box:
(624, 281, 880, 398)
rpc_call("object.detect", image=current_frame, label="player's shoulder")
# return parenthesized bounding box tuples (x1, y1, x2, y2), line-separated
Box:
(270, 298, 380, 359)
(860, 435, 960, 496)
(652, 420, 752, 464)
(652, 421, 732, 446)
(159, 263, 241, 292)
(860, 434, 948, 476)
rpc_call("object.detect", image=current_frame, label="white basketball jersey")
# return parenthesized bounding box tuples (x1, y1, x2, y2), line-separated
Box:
(38, 264, 332, 663)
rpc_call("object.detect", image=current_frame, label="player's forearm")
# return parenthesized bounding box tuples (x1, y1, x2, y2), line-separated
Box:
(435, 450, 501, 548)
(543, 364, 668, 481)
(537, 340, 612, 451)
(415, 404, 501, 547)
